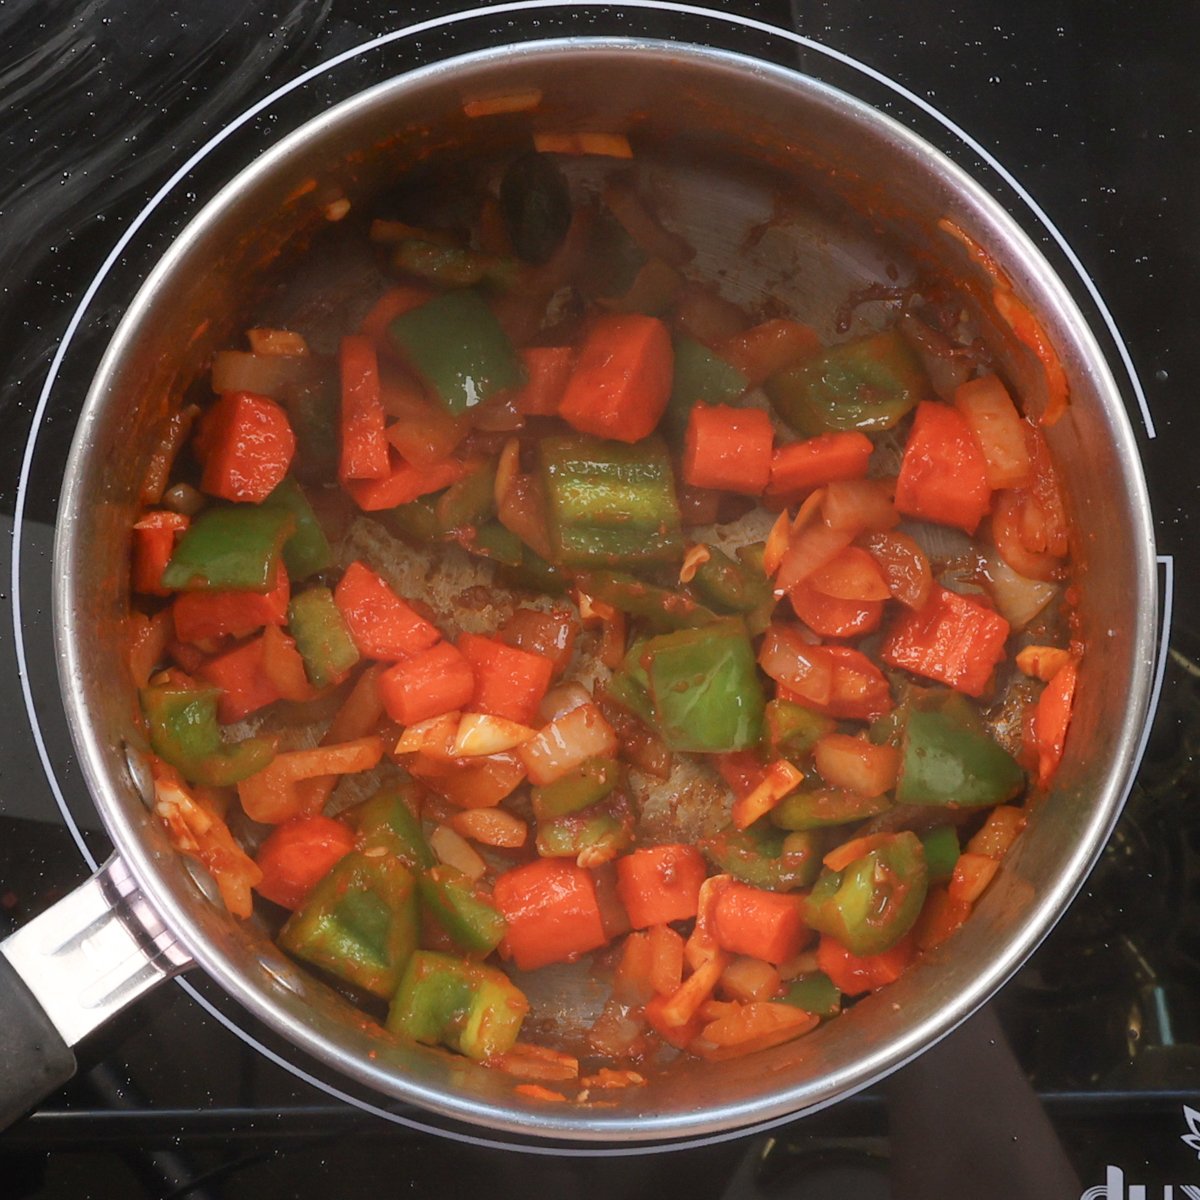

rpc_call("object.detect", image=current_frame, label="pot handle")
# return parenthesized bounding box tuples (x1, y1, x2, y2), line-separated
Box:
(0, 856, 193, 1131)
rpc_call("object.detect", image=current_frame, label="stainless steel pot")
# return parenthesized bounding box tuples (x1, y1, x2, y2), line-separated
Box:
(0, 38, 1156, 1141)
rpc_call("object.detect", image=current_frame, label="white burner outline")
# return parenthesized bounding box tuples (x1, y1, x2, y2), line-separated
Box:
(9, 1, 1167, 1155)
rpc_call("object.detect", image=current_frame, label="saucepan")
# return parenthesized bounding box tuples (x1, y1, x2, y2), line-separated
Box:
(0, 38, 1156, 1140)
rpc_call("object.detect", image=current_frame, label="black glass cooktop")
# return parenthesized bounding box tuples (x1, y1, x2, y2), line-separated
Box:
(2, 2, 1198, 1197)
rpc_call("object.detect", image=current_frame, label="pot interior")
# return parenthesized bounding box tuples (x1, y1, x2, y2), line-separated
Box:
(56, 39, 1155, 1140)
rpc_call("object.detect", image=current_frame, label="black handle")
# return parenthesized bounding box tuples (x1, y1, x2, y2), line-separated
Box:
(0, 953, 76, 1130)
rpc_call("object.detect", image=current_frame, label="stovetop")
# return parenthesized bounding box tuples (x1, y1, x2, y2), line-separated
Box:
(2, 2, 1198, 1197)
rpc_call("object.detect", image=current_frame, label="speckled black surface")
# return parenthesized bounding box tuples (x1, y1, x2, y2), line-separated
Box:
(2, 3, 1198, 1196)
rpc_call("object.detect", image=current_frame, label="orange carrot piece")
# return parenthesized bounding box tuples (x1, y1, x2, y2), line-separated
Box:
(492, 859, 608, 971)
(198, 635, 282, 724)
(260, 623, 317, 702)
(615, 844, 708, 929)
(894, 401, 992, 534)
(557, 314, 673, 443)
(766, 431, 873, 499)
(338, 335, 390, 482)
(333, 560, 442, 662)
(132, 511, 190, 596)
(343, 451, 469, 512)
(237, 736, 383, 824)
(512, 346, 575, 416)
(711, 884, 808, 966)
(682, 404, 774, 496)
(172, 564, 290, 644)
(815, 932, 915, 996)
(193, 392, 296, 504)
(254, 814, 355, 909)
(457, 632, 555, 726)
(377, 641, 476, 727)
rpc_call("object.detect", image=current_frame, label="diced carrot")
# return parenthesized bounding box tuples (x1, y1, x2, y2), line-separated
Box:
(377, 641, 475, 726)
(648, 924, 686, 997)
(914, 886, 972, 951)
(339, 335, 390, 482)
(132, 511, 190, 596)
(718, 318, 823, 387)
(766, 432, 873, 499)
(1032, 657, 1077, 787)
(193, 392, 296, 503)
(129, 609, 173, 689)
(457, 632, 555, 726)
(894, 400, 992, 534)
(518, 701, 618, 786)
(172, 564, 290, 644)
(953, 375, 1033, 489)
(813, 734, 899, 798)
(198, 634, 282, 723)
(682, 404, 774, 495)
(711, 883, 809, 965)
(260, 623, 317, 702)
(948, 851, 1000, 904)
(254, 814, 355, 909)
(787, 581, 883, 639)
(822, 832, 895, 872)
(448, 806, 528, 849)
(512, 346, 575, 416)
(720, 956, 782, 1004)
(333, 560, 442, 662)
(533, 131, 633, 158)
(615, 844, 708, 929)
(881, 585, 1010, 698)
(815, 932, 914, 996)
(493, 858, 608, 971)
(557, 314, 673, 443)
(731, 760, 804, 831)
(361, 286, 433, 344)
(343, 450, 469, 511)
(237, 736, 384, 824)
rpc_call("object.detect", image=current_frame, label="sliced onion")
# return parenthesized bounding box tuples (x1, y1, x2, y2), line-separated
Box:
(979, 551, 1058, 630)
(210, 350, 310, 397)
(453, 713, 537, 757)
(429, 825, 487, 880)
(539, 682, 592, 724)
(519, 702, 618, 786)
(758, 626, 833, 707)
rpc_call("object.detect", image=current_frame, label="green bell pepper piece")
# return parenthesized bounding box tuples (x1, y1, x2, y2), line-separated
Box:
(920, 825, 961, 884)
(280, 852, 419, 999)
(536, 796, 633, 865)
(264, 476, 334, 581)
(576, 569, 717, 632)
(393, 239, 517, 290)
(665, 334, 748, 434)
(496, 546, 571, 595)
(805, 831, 928, 956)
(766, 329, 927, 437)
(461, 521, 524, 566)
(782, 972, 842, 1019)
(538, 434, 683, 567)
(351, 785, 435, 869)
(387, 290, 523, 417)
(500, 151, 572, 266)
(288, 587, 360, 689)
(140, 684, 276, 786)
(435, 462, 497, 533)
(278, 362, 340, 484)
(701, 822, 822, 891)
(640, 619, 765, 753)
(531, 756, 620, 820)
(606, 639, 655, 725)
(763, 699, 837, 761)
(690, 546, 772, 617)
(387, 950, 528, 1061)
(382, 497, 442, 544)
(770, 787, 892, 831)
(160, 504, 294, 592)
(896, 708, 1025, 808)
(417, 866, 507, 956)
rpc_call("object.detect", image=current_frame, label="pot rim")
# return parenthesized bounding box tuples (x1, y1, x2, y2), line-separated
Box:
(54, 35, 1158, 1141)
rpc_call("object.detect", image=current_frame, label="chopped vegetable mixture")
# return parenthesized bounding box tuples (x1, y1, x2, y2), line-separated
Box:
(129, 142, 1080, 1096)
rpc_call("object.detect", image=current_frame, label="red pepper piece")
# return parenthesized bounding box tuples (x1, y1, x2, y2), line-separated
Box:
(766, 431, 873, 499)
(333, 560, 441, 662)
(614, 844, 708, 929)
(194, 392, 296, 504)
(197, 634, 282, 723)
(254, 814, 356, 910)
(132, 511, 190, 596)
(457, 632, 555, 726)
(512, 346, 575, 416)
(172, 564, 290, 645)
(557, 314, 673, 443)
(492, 858, 608, 971)
(339, 335, 390, 482)
(682, 403, 774, 495)
(777, 645, 893, 722)
(343, 450, 469, 512)
(377, 641, 475, 726)
(711, 882, 809, 965)
(894, 400, 992, 534)
(881, 585, 1010, 698)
